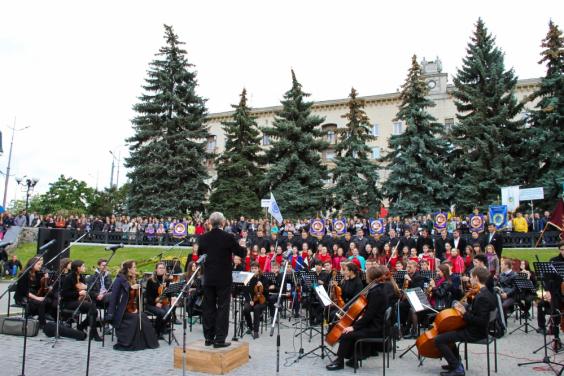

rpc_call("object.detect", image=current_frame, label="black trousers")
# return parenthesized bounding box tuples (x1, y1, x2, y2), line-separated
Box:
(243, 302, 265, 332)
(435, 330, 468, 368)
(203, 284, 231, 343)
(145, 304, 171, 335)
(336, 328, 380, 360)
(26, 297, 55, 325)
(64, 299, 98, 330)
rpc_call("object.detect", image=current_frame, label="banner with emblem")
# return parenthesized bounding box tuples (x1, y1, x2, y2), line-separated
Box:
(369, 218, 384, 235)
(172, 222, 187, 238)
(309, 218, 325, 238)
(433, 211, 448, 231)
(333, 218, 347, 236)
(469, 213, 485, 233)
(488, 205, 508, 230)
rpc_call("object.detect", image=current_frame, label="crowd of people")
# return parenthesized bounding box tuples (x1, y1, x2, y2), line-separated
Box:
(7, 208, 564, 376)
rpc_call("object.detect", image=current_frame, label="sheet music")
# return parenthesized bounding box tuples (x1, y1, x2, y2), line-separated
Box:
(314, 285, 333, 307)
(406, 290, 424, 312)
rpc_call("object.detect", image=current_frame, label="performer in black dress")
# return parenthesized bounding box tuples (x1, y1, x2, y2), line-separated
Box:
(107, 260, 159, 351)
(145, 262, 175, 338)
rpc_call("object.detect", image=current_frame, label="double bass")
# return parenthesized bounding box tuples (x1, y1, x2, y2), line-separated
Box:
(415, 285, 480, 358)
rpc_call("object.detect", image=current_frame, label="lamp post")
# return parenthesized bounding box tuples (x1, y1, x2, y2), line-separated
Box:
(2, 119, 30, 208)
(16, 176, 39, 225)
(109, 150, 121, 188)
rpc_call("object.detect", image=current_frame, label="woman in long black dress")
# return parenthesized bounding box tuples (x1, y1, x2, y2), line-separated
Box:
(107, 260, 159, 351)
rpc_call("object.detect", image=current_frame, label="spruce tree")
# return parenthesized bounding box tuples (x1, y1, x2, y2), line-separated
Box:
(331, 88, 381, 216)
(381, 55, 450, 217)
(261, 70, 328, 218)
(208, 89, 263, 218)
(449, 18, 525, 212)
(125, 25, 209, 217)
(526, 20, 564, 203)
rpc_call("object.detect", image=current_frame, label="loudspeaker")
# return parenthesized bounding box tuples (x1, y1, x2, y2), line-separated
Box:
(37, 228, 71, 267)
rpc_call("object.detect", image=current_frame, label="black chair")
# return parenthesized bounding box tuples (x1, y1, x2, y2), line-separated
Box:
(353, 306, 393, 375)
(457, 308, 499, 376)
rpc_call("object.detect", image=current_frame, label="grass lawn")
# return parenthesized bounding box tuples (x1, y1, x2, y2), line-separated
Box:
(9, 242, 193, 275)
(7, 242, 559, 276)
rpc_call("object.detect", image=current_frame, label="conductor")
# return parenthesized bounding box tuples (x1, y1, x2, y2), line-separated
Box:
(199, 212, 246, 348)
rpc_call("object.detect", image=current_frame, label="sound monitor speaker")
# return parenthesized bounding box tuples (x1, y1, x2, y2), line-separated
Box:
(37, 228, 71, 268)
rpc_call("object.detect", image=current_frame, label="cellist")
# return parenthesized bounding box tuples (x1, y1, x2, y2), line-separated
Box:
(326, 266, 389, 371)
(434, 266, 496, 376)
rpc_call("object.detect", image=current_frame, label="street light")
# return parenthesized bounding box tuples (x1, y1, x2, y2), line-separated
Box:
(16, 175, 39, 221)
(109, 150, 121, 188)
(2, 119, 30, 208)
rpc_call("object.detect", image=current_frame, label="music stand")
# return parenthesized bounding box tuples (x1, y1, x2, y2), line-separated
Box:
(298, 285, 336, 361)
(399, 288, 437, 364)
(393, 271, 407, 286)
(335, 272, 344, 284)
(420, 271, 437, 281)
(231, 271, 253, 341)
(162, 282, 185, 345)
(509, 278, 537, 334)
(518, 262, 564, 375)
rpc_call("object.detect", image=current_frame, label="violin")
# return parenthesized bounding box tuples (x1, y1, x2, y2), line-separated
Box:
(37, 270, 51, 297)
(330, 270, 345, 308)
(253, 280, 266, 305)
(76, 273, 91, 302)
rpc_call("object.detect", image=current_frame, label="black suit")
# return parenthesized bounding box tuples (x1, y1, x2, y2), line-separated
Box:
(435, 287, 496, 369)
(199, 227, 246, 343)
(451, 237, 467, 253)
(483, 231, 503, 258)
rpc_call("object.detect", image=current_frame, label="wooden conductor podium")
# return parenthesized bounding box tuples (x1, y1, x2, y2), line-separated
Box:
(173, 340, 249, 374)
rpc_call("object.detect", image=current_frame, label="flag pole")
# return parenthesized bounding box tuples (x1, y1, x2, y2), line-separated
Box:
(535, 222, 549, 248)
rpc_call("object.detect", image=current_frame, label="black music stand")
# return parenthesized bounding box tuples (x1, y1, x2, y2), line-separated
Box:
(399, 287, 436, 365)
(420, 271, 437, 281)
(518, 262, 564, 375)
(297, 271, 321, 337)
(509, 278, 537, 335)
(298, 285, 336, 361)
(393, 271, 407, 286)
(162, 282, 185, 345)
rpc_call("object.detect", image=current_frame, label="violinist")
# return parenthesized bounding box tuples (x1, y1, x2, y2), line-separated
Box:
(537, 242, 564, 341)
(87, 258, 112, 309)
(400, 260, 426, 339)
(145, 262, 175, 339)
(429, 264, 453, 310)
(106, 260, 159, 351)
(434, 266, 496, 376)
(61, 260, 102, 341)
(243, 262, 271, 339)
(14, 256, 57, 328)
(326, 266, 389, 371)
(267, 262, 288, 319)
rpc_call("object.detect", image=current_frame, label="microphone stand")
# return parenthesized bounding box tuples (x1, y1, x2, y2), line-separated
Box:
(164, 261, 203, 376)
(40, 232, 88, 347)
(7, 244, 54, 376)
(84, 246, 120, 376)
(270, 255, 291, 373)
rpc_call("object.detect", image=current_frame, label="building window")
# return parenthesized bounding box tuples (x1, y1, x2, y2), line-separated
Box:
(262, 134, 270, 146)
(207, 136, 217, 152)
(444, 118, 454, 132)
(371, 147, 381, 160)
(326, 130, 336, 144)
(325, 151, 335, 161)
(372, 123, 380, 137)
(392, 121, 403, 135)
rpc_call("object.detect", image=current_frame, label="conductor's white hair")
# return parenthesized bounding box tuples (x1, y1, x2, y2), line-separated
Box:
(209, 212, 225, 228)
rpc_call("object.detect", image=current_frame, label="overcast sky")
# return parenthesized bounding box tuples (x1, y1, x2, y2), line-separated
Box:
(0, 0, 562, 207)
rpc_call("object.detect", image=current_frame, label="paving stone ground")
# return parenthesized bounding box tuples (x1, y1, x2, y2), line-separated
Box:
(1, 282, 564, 376)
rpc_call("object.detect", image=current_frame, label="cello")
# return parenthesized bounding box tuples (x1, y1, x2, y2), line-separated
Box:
(415, 285, 480, 358)
(326, 271, 391, 346)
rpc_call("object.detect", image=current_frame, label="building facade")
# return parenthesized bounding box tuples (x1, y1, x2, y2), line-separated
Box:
(204, 58, 540, 184)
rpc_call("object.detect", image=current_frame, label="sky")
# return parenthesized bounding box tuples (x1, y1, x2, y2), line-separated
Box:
(0, 0, 562, 207)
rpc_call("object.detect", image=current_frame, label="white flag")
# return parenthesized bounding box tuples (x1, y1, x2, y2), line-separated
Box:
(268, 193, 283, 224)
(501, 186, 520, 212)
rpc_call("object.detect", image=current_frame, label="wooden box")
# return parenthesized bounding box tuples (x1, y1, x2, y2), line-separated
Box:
(173, 340, 249, 374)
